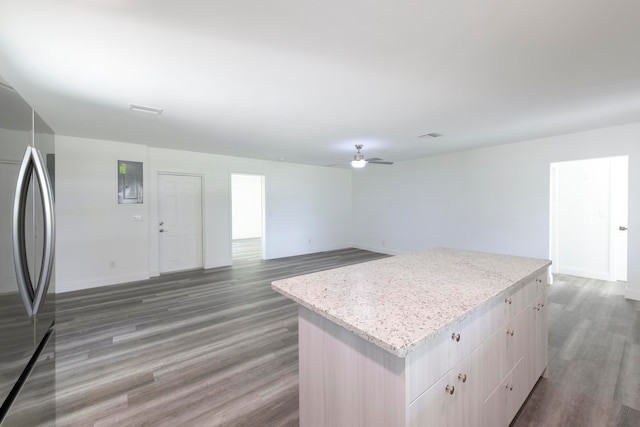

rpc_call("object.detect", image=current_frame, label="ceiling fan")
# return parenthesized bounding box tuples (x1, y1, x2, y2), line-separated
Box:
(350, 144, 394, 168)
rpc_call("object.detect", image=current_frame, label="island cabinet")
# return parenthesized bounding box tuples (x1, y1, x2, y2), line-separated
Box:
(272, 248, 551, 427)
(409, 274, 548, 427)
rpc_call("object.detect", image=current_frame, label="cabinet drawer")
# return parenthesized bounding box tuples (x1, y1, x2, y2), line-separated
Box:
(483, 357, 525, 427)
(407, 308, 486, 402)
(409, 345, 484, 427)
(481, 308, 525, 400)
(522, 274, 547, 308)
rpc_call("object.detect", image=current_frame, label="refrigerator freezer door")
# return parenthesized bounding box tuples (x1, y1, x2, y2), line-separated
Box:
(0, 80, 36, 411)
(0, 76, 56, 425)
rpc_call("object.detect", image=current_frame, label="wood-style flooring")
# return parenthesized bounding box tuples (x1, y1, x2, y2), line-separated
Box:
(232, 238, 262, 261)
(52, 248, 389, 426)
(512, 274, 640, 427)
(20, 250, 640, 426)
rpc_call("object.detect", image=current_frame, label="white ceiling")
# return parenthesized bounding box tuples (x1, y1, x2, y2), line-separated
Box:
(1, 0, 639, 167)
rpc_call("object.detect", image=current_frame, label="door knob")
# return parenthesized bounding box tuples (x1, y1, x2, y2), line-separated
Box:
(619, 226, 628, 231)
(159, 228, 166, 233)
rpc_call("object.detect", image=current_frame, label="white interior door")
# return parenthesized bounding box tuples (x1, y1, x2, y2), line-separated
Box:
(611, 157, 629, 281)
(158, 174, 203, 274)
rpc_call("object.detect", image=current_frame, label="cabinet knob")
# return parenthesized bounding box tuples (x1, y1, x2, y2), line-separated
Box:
(536, 278, 543, 283)
(505, 384, 514, 391)
(458, 373, 467, 383)
(506, 329, 515, 336)
(445, 385, 455, 395)
(505, 297, 512, 305)
(451, 333, 461, 342)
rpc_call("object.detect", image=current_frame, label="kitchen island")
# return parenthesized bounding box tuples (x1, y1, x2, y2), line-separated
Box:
(271, 247, 551, 427)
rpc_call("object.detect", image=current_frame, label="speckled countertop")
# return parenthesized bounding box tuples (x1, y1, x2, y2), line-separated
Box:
(271, 247, 550, 358)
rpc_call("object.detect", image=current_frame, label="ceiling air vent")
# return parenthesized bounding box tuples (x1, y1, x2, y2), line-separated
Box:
(129, 104, 163, 115)
(419, 132, 443, 138)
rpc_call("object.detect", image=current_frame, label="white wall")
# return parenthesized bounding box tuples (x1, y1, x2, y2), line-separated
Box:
(148, 148, 353, 274)
(55, 136, 353, 292)
(55, 136, 149, 292)
(231, 174, 263, 239)
(352, 121, 640, 301)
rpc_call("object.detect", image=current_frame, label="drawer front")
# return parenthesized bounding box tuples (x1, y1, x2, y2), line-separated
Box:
(409, 346, 484, 427)
(407, 309, 487, 403)
(483, 357, 525, 427)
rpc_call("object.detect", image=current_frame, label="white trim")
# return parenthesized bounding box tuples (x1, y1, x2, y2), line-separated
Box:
(57, 271, 150, 293)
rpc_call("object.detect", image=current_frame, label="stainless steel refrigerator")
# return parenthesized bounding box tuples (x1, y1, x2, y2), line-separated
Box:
(0, 75, 56, 425)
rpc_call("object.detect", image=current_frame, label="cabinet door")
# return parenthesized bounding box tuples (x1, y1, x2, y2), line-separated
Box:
(482, 328, 507, 400)
(534, 292, 548, 379)
(410, 345, 485, 427)
(482, 306, 525, 400)
(505, 308, 525, 372)
(407, 310, 486, 403)
(483, 358, 524, 427)
(410, 367, 462, 426)
(459, 345, 485, 426)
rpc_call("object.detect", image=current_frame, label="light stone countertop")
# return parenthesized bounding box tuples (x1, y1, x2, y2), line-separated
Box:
(271, 247, 551, 358)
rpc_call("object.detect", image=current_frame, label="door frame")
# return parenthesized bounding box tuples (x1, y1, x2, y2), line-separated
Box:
(549, 156, 629, 282)
(157, 172, 205, 274)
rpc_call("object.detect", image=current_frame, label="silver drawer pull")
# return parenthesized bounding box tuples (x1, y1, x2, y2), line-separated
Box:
(505, 297, 512, 305)
(445, 385, 455, 395)
(458, 373, 467, 383)
(536, 278, 543, 283)
(505, 384, 513, 391)
(506, 329, 515, 336)
(451, 333, 461, 342)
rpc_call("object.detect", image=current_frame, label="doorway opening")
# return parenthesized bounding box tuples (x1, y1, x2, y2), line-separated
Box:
(231, 174, 265, 261)
(549, 156, 628, 282)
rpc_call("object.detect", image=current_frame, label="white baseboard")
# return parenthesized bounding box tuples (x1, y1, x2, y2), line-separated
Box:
(56, 271, 150, 293)
(556, 267, 612, 281)
(625, 287, 640, 301)
(352, 244, 403, 256)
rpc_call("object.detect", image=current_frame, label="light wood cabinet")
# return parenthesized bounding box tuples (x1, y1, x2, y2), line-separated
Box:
(522, 291, 548, 390)
(409, 344, 484, 426)
(484, 358, 526, 427)
(295, 271, 549, 427)
(409, 273, 548, 427)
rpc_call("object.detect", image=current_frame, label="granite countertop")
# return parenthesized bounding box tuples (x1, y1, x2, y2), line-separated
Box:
(271, 247, 551, 358)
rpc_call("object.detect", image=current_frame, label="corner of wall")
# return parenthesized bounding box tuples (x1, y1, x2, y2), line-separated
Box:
(625, 285, 640, 301)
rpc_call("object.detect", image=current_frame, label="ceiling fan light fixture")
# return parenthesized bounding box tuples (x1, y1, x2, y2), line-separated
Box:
(351, 159, 367, 168)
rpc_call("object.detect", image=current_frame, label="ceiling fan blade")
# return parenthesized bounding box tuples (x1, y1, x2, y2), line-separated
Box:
(368, 160, 394, 165)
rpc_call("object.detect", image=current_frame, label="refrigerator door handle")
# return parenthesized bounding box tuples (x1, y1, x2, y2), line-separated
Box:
(13, 146, 35, 317)
(31, 147, 55, 316)
(12, 146, 55, 318)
